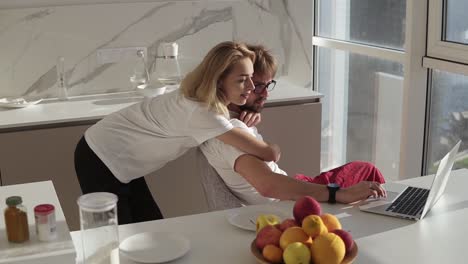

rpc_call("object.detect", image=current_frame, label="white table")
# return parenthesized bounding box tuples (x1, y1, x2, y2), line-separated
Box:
(0, 181, 75, 264)
(66, 168, 468, 264)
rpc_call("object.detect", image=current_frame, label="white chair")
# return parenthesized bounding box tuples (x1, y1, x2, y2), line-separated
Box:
(195, 148, 243, 211)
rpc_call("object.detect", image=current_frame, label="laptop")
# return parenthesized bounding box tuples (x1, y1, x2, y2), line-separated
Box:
(360, 141, 461, 220)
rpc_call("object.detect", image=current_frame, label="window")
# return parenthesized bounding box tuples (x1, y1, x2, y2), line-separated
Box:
(315, 0, 467, 179)
(424, 0, 468, 173)
(317, 0, 405, 50)
(317, 47, 404, 181)
(426, 70, 468, 173)
(444, 0, 468, 45)
(314, 0, 414, 181)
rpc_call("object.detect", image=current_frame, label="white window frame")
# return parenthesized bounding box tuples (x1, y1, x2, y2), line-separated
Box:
(427, 0, 468, 64)
(313, 0, 429, 179)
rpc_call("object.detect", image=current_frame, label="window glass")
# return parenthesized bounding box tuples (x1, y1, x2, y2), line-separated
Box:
(444, 0, 468, 45)
(317, 47, 404, 181)
(317, 0, 406, 50)
(427, 70, 468, 173)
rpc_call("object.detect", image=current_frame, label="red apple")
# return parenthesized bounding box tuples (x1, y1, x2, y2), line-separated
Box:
(255, 225, 283, 250)
(293, 196, 322, 225)
(278, 218, 299, 231)
(331, 229, 354, 254)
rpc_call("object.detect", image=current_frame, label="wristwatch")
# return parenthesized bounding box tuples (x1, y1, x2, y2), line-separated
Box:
(327, 183, 340, 204)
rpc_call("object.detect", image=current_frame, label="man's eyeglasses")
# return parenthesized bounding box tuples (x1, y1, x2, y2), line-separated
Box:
(253, 80, 276, 94)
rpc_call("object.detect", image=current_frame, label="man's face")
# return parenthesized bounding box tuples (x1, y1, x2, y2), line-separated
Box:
(240, 72, 273, 113)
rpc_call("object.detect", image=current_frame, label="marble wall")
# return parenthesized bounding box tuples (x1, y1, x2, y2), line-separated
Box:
(0, 0, 311, 99)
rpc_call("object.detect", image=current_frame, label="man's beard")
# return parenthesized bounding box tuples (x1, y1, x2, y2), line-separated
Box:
(239, 98, 265, 113)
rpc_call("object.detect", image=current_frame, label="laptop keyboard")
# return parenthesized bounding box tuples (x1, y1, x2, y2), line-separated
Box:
(385, 186, 430, 216)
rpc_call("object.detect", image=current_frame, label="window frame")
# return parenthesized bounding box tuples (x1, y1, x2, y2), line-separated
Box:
(427, 0, 468, 65)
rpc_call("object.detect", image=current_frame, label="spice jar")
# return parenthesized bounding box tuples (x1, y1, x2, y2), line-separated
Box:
(34, 204, 57, 241)
(4, 196, 29, 243)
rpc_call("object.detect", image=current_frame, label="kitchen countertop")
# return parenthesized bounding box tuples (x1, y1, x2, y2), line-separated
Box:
(0, 82, 322, 131)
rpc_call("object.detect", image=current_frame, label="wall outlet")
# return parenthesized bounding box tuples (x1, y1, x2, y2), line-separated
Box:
(97, 47, 147, 64)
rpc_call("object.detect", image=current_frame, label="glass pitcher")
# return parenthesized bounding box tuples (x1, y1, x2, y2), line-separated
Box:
(77, 192, 119, 264)
(152, 42, 182, 86)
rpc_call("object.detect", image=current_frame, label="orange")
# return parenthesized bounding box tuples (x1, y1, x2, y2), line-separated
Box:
(279, 227, 312, 250)
(262, 244, 283, 264)
(320, 213, 342, 232)
(302, 215, 327, 238)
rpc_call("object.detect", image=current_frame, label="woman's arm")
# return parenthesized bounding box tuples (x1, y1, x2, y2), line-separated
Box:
(234, 154, 385, 203)
(216, 127, 280, 162)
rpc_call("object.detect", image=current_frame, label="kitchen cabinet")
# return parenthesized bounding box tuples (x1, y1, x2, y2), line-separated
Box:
(0, 124, 90, 231)
(257, 102, 321, 176)
(0, 100, 321, 231)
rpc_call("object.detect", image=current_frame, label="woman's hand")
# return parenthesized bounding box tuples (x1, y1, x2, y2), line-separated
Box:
(239, 111, 262, 127)
(336, 181, 386, 204)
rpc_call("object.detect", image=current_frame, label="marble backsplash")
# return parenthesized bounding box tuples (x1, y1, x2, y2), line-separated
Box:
(0, 0, 311, 99)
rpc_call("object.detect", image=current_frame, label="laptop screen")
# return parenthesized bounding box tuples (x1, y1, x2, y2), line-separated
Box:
(420, 141, 461, 218)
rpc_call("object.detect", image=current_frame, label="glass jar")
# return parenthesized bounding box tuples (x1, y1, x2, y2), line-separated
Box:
(34, 204, 57, 242)
(77, 192, 119, 264)
(4, 196, 29, 243)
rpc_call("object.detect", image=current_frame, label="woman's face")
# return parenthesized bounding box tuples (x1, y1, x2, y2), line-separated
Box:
(219, 57, 254, 106)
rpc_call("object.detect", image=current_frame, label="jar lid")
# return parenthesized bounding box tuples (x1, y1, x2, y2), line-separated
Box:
(6, 196, 22, 206)
(77, 192, 118, 212)
(34, 204, 55, 214)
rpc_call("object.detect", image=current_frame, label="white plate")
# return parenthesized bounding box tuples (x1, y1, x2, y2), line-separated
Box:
(119, 232, 190, 263)
(0, 98, 43, 108)
(226, 206, 291, 232)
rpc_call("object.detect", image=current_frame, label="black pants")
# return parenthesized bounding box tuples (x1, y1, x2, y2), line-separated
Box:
(74, 136, 164, 225)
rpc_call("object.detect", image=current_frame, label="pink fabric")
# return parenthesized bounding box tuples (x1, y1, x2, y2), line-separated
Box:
(294, 161, 386, 188)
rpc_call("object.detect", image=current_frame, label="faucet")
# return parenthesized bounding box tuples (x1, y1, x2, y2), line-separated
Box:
(136, 50, 150, 88)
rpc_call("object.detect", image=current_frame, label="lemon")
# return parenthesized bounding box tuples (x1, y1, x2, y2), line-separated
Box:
(283, 242, 311, 264)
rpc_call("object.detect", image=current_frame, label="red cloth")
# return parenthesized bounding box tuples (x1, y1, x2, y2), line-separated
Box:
(294, 161, 386, 188)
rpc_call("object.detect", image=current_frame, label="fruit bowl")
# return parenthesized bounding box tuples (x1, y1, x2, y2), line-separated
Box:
(251, 239, 358, 264)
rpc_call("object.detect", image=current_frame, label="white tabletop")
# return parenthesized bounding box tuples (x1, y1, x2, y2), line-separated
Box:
(0, 181, 75, 263)
(67, 168, 468, 264)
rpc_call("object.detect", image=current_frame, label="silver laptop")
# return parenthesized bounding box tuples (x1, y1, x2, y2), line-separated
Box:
(360, 141, 461, 220)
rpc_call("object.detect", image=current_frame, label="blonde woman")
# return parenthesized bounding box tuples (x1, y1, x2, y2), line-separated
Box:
(74, 41, 280, 224)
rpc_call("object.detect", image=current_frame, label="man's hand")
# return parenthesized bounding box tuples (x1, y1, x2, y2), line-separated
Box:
(240, 111, 262, 127)
(335, 181, 386, 204)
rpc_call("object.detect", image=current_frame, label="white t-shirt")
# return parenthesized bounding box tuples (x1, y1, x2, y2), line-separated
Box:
(200, 118, 288, 205)
(85, 90, 233, 183)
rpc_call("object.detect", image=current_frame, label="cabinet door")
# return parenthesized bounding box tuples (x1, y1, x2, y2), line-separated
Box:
(257, 103, 321, 177)
(0, 125, 90, 231)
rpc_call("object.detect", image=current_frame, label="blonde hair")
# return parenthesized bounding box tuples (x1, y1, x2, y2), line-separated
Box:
(246, 44, 278, 77)
(181, 41, 255, 116)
